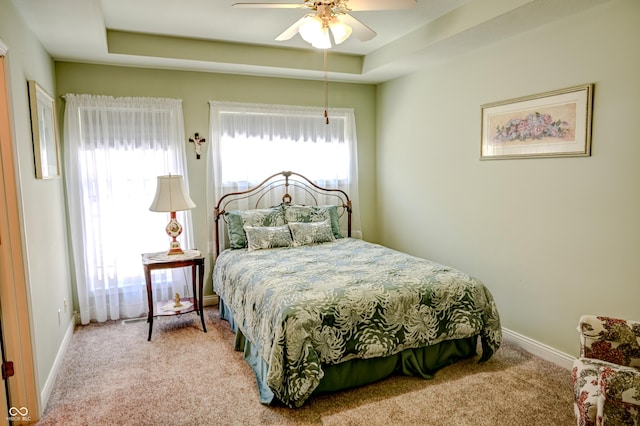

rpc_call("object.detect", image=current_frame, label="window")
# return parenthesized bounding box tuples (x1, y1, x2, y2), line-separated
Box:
(64, 95, 193, 324)
(207, 101, 362, 253)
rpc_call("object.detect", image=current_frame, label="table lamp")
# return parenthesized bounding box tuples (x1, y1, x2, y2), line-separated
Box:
(149, 174, 195, 255)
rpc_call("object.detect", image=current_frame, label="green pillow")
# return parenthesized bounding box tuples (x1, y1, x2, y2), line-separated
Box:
(225, 211, 247, 249)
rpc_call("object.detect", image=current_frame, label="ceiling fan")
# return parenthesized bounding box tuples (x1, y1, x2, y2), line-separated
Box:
(232, 0, 417, 49)
(233, 1, 417, 123)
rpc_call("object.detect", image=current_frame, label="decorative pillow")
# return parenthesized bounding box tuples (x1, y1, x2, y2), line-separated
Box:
(225, 206, 285, 249)
(288, 220, 335, 247)
(244, 225, 293, 251)
(225, 211, 247, 249)
(283, 204, 342, 239)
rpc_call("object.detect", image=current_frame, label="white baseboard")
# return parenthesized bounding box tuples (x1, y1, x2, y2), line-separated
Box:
(502, 327, 575, 370)
(203, 294, 219, 307)
(40, 318, 75, 416)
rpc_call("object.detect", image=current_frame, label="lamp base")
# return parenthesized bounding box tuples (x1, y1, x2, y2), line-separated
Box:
(167, 241, 184, 256)
(165, 212, 184, 255)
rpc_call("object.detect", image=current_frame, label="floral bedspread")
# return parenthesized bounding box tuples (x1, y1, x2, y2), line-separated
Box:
(213, 238, 502, 407)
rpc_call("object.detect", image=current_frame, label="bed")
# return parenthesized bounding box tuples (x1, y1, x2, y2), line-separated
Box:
(213, 171, 502, 408)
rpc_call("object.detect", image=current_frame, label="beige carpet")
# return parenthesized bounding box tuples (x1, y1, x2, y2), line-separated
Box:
(37, 307, 576, 425)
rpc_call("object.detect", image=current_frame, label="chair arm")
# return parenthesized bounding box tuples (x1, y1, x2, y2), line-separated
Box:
(578, 315, 640, 366)
(598, 365, 640, 425)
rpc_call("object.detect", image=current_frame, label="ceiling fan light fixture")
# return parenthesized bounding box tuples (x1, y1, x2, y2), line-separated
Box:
(311, 27, 332, 49)
(299, 16, 324, 44)
(298, 12, 352, 49)
(329, 18, 352, 45)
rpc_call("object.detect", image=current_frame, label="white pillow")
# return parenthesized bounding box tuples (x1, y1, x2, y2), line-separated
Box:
(243, 225, 293, 251)
(287, 220, 335, 247)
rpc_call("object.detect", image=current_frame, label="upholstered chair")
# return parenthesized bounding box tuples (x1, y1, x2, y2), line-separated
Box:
(572, 315, 640, 426)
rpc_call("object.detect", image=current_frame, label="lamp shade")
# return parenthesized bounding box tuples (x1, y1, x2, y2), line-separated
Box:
(149, 175, 195, 212)
(329, 18, 352, 45)
(297, 13, 352, 49)
(299, 16, 324, 44)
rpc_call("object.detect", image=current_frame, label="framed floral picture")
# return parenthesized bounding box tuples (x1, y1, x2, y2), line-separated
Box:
(480, 84, 593, 159)
(28, 80, 61, 179)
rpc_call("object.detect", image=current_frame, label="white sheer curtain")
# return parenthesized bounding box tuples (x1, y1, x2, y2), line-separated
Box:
(206, 101, 361, 254)
(64, 94, 194, 324)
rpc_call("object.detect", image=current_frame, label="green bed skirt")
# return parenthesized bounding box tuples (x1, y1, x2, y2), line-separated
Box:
(219, 298, 478, 406)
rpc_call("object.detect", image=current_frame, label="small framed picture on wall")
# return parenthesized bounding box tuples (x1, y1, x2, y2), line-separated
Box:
(480, 84, 594, 160)
(28, 80, 61, 179)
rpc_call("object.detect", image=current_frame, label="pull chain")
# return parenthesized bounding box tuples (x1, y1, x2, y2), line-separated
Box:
(324, 48, 329, 125)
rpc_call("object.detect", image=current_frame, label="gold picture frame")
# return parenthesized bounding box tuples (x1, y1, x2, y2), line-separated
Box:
(28, 80, 60, 179)
(480, 84, 593, 160)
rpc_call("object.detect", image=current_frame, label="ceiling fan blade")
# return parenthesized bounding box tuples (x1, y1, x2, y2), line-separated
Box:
(232, 2, 303, 9)
(337, 14, 376, 42)
(346, 0, 416, 11)
(275, 15, 314, 41)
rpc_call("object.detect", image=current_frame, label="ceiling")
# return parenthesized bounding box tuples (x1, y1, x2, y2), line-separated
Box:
(11, 0, 610, 84)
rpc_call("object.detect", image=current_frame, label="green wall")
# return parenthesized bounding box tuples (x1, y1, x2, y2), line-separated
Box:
(0, 0, 74, 412)
(5, 0, 634, 413)
(55, 63, 378, 299)
(376, 0, 640, 357)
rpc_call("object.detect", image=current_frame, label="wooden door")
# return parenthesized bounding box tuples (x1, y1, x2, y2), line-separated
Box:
(0, 42, 39, 424)
(0, 311, 7, 426)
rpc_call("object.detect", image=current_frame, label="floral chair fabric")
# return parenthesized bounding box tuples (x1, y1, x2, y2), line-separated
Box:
(572, 315, 640, 426)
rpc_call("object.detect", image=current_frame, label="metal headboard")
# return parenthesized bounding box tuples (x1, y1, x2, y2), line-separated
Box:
(213, 171, 352, 257)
